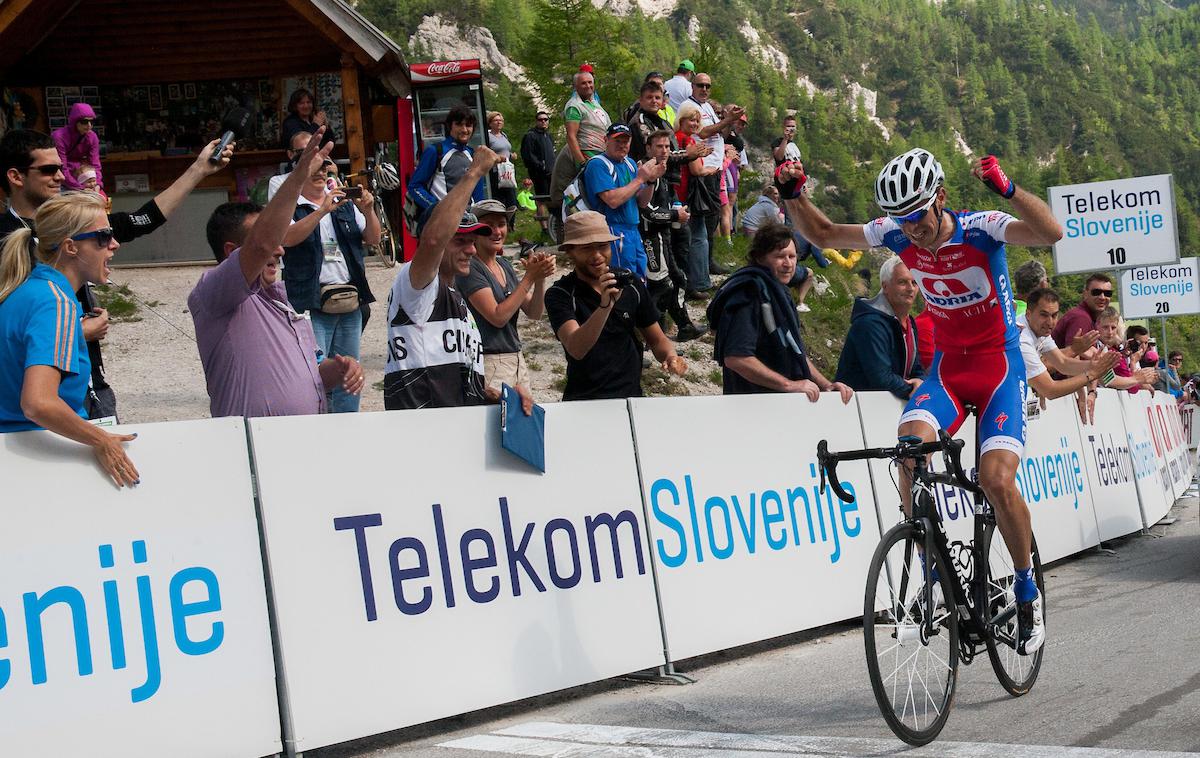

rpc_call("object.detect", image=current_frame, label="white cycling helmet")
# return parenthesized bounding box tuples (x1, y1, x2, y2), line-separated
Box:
(874, 148, 944, 217)
(374, 161, 400, 191)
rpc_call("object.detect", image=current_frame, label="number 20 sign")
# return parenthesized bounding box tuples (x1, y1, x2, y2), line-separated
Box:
(1049, 174, 1180, 275)
(1118, 257, 1200, 319)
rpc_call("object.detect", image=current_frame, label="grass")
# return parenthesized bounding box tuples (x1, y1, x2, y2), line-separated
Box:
(94, 283, 141, 322)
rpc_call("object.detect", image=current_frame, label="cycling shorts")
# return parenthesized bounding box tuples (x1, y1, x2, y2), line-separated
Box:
(900, 348, 1027, 458)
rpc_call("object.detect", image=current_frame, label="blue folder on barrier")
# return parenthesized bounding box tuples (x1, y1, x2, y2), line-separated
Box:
(501, 384, 546, 472)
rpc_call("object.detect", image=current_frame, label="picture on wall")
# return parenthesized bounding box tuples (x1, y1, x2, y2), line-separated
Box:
(81, 86, 99, 97)
(168, 84, 182, 101)
(184, 83, 196, 99)
(148, 85, 162, 110)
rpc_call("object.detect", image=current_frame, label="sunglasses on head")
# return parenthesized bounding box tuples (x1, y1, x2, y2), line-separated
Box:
(54, 227, 115, 250)
(1090, 288, 1113, 297)
(891, 204, 932, 225)
(24, 163, 63, 176)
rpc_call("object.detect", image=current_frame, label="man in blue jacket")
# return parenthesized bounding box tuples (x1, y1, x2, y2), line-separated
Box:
(835, 257, 924, 399)
(407, 106, 487, 231)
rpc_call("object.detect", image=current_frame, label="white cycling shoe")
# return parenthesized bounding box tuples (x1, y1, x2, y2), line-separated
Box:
(1017, 591, 1045, 655)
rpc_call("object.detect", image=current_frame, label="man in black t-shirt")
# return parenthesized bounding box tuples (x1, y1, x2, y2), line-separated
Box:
(545, 211, 687, 400)
(771, 115, 802, 167)
(1, 129, 234, 420)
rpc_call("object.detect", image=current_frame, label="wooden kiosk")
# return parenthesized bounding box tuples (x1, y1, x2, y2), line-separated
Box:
(0, 0, 411, 264)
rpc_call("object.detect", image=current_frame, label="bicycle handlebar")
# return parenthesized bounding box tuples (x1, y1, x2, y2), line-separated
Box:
(817, 432, 976, 503)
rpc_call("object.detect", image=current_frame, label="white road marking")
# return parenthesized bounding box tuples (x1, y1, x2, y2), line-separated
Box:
(438, 721, 1200, 757)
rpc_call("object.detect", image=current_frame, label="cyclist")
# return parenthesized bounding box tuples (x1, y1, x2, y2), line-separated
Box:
(779, 149, 1062, 655)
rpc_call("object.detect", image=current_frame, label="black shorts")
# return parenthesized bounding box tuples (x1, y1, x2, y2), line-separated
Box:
(530, 173, 551, 196)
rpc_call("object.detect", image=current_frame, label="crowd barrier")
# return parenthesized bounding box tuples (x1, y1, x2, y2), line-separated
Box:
(0, 390, 1192, 756)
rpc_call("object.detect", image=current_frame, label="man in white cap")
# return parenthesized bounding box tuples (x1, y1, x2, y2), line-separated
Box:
(545, 210, 687, 400)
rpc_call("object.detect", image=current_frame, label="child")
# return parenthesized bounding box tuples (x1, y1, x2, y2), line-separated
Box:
(516, 177, 537, 212)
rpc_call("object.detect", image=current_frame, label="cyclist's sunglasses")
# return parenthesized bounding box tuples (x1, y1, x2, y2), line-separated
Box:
(54, 227, 115, 250)
(23, 163, 63, 176)
(1090, 288, 1113, 297)
(891, 204, 932, 224)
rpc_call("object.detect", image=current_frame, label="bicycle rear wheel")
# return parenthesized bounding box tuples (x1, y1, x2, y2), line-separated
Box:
(374, 205, 398, 268)
(982, 525, 1044, 695)
(864, 521, 959, 746)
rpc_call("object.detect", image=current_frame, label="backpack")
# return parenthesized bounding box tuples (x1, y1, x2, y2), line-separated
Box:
(562, 154, 627, 222)
(401, 142, 445, 236)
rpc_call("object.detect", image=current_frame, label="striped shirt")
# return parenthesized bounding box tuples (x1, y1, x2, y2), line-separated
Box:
(383, 262, 486, 410)
(0, 264, 90, 431)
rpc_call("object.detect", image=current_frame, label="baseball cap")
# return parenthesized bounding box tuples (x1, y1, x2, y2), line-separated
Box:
(470, 199, 512, 218)
(456, 211, 491, 236)
(679, 59, 695, 72)
(606, 123, 632, 138)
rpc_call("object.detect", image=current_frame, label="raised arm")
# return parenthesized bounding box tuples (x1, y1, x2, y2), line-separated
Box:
(972, 155, 1063, 246)
(153, 139, 235, 219)
(408, 146, 501, 290)
(778, 162, 870, 249)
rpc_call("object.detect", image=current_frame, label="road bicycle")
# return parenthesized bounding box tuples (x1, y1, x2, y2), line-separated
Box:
(817, 424, 1044, 745)
(353, 144, 400, 267)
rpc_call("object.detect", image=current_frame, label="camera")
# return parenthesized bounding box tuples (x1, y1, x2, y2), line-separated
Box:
(343, 185, 363, 200)
(610, 268, 637, 288)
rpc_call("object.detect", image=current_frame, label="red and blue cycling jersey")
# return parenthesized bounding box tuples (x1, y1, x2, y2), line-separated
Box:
(864, 210, 1027, 456)
(863, 210, 1019, 354)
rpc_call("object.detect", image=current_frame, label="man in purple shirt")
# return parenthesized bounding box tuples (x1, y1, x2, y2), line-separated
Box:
(1051, 272, 1113, 351)
(188, 128, 363, 418)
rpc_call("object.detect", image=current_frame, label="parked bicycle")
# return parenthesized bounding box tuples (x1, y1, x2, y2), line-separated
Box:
(817, 422, 1045, 746)
(351, 145, 400, 267)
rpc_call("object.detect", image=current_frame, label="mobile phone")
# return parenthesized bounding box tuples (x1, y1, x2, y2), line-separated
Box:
(343, 185, 363, 200)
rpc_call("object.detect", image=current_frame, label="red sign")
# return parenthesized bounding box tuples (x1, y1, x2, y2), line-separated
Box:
(409, 59, 482, 84)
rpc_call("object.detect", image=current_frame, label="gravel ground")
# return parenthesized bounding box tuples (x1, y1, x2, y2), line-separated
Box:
(101, 253, 723, 424)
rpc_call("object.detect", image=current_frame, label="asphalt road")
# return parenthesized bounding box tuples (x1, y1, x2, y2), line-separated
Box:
(318, 497, 1200, 758)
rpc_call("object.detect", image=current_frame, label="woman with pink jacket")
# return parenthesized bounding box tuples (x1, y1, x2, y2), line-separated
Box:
(52, 103, 102, 192)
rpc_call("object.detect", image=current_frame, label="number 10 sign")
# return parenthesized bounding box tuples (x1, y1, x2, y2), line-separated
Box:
(1048, 174, 1179, 275)
(1118, 257, 1200, 319)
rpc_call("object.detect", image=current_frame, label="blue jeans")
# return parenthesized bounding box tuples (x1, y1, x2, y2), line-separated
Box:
(310, 308, 362, 413)
(687, 213, 713, 291)
(793, 232, 830, 268)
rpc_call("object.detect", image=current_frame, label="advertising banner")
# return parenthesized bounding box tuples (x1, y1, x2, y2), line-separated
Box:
(1150, 393, 1193, 499)
(1118, 257, 1200, 319)
(1076, 390, 1145, 541)
(629, 394, 880, 663)
(249, 403, 664, 752)
(0, 419, 281, 758)
(1181, 403, 1200, 451)
(1119, 391, 1176, 525)
(1049, 174, 1179, 274)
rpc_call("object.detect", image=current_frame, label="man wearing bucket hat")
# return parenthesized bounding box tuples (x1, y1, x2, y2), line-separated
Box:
(383, 145, 533, 413)
(663, 59, 695, 111)
(545, 211, 687, 401)
(584, 122, 666, 279)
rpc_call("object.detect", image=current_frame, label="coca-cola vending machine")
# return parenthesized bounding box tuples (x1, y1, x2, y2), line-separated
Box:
(397, 58, 489, 259)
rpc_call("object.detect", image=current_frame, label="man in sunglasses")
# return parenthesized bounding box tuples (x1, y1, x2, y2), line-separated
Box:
(1, 128, 234, 420)
(1051, 273, 1114, 351)
(779, 148, 1062, 657)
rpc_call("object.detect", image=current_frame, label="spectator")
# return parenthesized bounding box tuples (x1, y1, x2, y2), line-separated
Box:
(835, 257, 925, 400)
(516, 178, 537, 212)
(742, 185, 784, 236)
(280, 154, 380, 413)
(0, 129, 234, 422)
(627, 80, 709, 166)
(457, 198, 555, 397)
(1052, 273, 1112, 350)
(1096, 307, 1157, 393)
(663, 60, 695, 112)
(771, 114, 802, 166)
(727, 112, 749, 168)
(281, 88, 336, 149)
(545, 211, 686, 400)
(1012, 259, 1048, 318)
(639, 129, 706, 342)
(707, 223, 852, 401)
(267, 131, 312, 202)
(718, 143, 741, 249)
(674, 101, 721, 297)
(0, 192, 138, 486)
(190, 132, 363, 420)
(519, 111, 556, 237)
(687, 74, 744, 280)
(564, 70, 611, 165)
(1158, 350, 1184, 398)
(584, 123, 665, 279)
(52, 103, 102, 192)
(406, 106, 486, 232)
(384, 145, 533, 412)
(485, 111, 518, 213)
(1019, 288, 1117, 403)
(624, 72, 677, 127)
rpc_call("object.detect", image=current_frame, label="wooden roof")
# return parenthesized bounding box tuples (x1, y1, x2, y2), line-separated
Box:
(0, 0, 410, 94)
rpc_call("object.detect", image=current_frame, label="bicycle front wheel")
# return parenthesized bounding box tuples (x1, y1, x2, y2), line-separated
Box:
(982, 525, 1044, 695)
(374, 231, 398, 268)
(864, 522, 959, 746)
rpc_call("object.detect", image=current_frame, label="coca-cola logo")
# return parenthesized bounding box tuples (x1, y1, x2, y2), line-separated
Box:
(427, 61, 463, 75)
